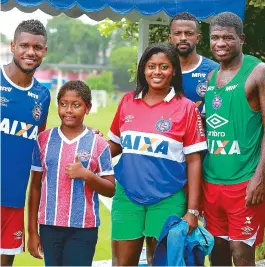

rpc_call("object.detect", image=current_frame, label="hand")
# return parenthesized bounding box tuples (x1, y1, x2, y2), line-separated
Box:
(28, 233, 43, 259)
(87, 126, 104, 137)
(182, 212, 198, 235)
(65, 155, 87, 180)
(245, 174, 264, 207)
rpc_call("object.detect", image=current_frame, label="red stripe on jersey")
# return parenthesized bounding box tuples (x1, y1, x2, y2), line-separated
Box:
(38, 129, 52, 224)
(83, 187, 95, 228)
(55, 142, 77, 226)
(83, 139, 98, 227)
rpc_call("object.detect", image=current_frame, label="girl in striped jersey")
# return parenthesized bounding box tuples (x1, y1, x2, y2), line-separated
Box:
(27, 81, 115, 266)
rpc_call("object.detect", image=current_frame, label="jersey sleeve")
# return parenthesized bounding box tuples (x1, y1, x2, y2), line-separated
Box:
(108, 94, 127, 144)
(183, 104, 207, 155)
(31, 138, 43, 172)
(95, 137, 114, 177)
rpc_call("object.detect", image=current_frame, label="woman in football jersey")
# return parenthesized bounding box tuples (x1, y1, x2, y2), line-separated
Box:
(27, 80, 115, 266)
(108, 42, 207, 266)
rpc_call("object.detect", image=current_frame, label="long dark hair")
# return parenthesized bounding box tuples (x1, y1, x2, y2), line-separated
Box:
(134, 42, 184, 98)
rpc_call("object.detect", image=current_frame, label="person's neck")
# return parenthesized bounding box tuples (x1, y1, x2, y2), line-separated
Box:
(147, 87, 170, 98)
(179, 50, 200, 72)
(220, 53, 243, 72)
(144, 87, 170, 105)
(60, 124, 85, 140)
(4, 62, 34, 88)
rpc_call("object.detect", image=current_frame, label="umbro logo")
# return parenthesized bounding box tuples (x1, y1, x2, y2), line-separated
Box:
(0, 97, 9, 107)
(13, 231, 23, 240)
(206, 114, 229, 129)
(125, 115, 135, 123)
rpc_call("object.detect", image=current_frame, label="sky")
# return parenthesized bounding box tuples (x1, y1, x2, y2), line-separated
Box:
(0, 8, 98, 40)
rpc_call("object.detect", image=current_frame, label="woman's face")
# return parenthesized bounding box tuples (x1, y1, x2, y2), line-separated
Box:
(144, 52, 175, 92)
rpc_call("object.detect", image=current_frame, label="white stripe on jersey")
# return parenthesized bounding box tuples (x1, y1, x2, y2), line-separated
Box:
(183, 141, 207, 155)
(68, 140, 79, 227)
(120, 130, 185, 163)
(98, 170, 114, 176)
(82, 180, 86, 228)
(44, 129, 53, 224)
(31, 166, 43, 172)
(91, 191, 96, 227)
(82, 137, 95, 228)
(54, 138, 63, 225)
(108, 130, 120, 144)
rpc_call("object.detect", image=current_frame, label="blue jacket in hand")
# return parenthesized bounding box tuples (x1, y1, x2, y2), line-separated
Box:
(153, 216, 214, 266)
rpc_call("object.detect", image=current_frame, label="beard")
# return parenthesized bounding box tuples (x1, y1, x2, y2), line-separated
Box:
(175, 43, 196, 57)
(13, 57, 40, 75)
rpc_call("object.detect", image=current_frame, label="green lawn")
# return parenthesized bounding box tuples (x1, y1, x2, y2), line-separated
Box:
(14, 95, 119, 266)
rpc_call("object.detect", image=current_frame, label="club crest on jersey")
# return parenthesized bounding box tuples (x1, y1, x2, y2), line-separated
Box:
(196, 82, 207, 97)
(78, 150, 90, 162)
(32, 104, 42, 121)
(155, 119, 172, 133)
(212, 95, 222, 110)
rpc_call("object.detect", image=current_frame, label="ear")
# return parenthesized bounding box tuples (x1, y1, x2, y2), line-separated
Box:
(196, 33, 202, 45)
(168, 33, 172, 43)
(10, 41, 15, 54)
(86, 104, 92, 114)
(43, 46, 48, 57)
(239, 34, 245, 45)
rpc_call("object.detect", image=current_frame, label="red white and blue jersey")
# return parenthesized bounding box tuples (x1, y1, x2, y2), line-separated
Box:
(183, 56, 218, 112)
(0, 66, 50, 208)
(31, 127, 114, 228)
(108, 88, 207, 205)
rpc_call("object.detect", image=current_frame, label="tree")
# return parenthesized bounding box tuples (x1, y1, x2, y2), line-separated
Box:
(249, 0, 265, 7)
(86, 71, 115, 92)
(45, 14, 111, 64)
(98, 1, 265, 73)
(109, 46, 137, 91)
(0, 33, 9, 44)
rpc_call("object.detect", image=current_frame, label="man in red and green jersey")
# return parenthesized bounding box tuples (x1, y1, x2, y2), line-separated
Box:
(203, 12, 265, 266)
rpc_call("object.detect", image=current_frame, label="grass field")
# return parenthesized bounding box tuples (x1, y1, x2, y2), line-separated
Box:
(14, 95, 119, 266)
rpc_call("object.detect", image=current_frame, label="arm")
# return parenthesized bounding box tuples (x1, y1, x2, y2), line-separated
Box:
(246, 64, 265, 206)
(108, 140, 122, 158)
(201, 70, 215, 125)
(27, 171, 43, 259)
(182, 152, 202, 234)
(66, 155, 115, 197)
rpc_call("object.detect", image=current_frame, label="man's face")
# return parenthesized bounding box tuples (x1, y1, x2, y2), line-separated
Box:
(169, 20, 201, 57)
(11, 32, 47, 74)
(210, 25, 244, 63)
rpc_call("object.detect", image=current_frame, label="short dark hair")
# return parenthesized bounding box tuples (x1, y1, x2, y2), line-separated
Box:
(57, 80, 92, 105)
(210, 12, 243, 36)
(170, 12, 200, 32)
(135, 42, 184, 98)
(14, 19, 47, 42)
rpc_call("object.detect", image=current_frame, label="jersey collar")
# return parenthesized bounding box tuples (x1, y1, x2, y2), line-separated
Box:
(135, 86, 175, 102)
(1, 65, 34, 91)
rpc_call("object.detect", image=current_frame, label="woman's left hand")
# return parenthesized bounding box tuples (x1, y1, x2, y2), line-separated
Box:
(182, 212, 198, 235)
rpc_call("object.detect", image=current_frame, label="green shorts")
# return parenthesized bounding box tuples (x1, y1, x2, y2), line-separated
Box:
(111, 182, 186, 240)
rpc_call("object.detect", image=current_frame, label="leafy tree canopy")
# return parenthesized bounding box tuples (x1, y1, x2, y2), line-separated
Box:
(86, 71, 115, 92)
(45, 14, 110, 64)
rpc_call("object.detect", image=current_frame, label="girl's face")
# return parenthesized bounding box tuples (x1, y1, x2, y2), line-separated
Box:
(144, 52, 175, 92)
(58, 90, 90, 129)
